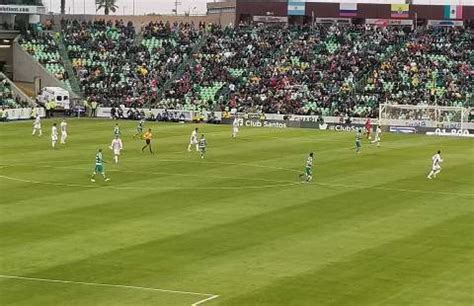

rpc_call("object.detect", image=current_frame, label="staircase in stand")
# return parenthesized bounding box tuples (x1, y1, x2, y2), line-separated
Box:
(55, 32, 83, 97)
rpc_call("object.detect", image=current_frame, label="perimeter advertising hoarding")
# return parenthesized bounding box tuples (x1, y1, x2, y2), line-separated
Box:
(0, 5, 46, 14)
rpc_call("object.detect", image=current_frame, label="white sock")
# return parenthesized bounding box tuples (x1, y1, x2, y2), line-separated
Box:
(434, 170, 441, 177)
(52, 141, 56, 148)
(114, 156, 118, 163)
(187, 144, 191, 151)
(195, 145, 199, 151)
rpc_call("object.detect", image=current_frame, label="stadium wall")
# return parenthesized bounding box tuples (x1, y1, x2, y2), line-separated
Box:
(12, 39, 74, 96)
(45, 13, 236, 28)
(236, 0, 288, 17)
(91, 108, 474, 137)
(236, 0, 473, 21)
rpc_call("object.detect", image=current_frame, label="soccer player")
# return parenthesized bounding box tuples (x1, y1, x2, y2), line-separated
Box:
(364, 118, 372, 140)
(32, 114, 42, 136)
(199, 134, 207, 159)
(187, 127, 199, 152)
(51, 123, 58, 149)
(109, 135, 123, 163)
(113, 123, 121, 137)
(60, 119, 68, 144)
(91, 149, 110, 182)
(299, 152, 314, 182)
(355, 128, 362, 153)
(232, 117, 239, 138)
(427, 150, 443, 180)
(134, 119, 145, 138)
(371, 125, 382, 147)
(142, 128, 153, 154)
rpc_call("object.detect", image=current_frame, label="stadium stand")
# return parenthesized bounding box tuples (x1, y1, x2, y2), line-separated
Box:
(0, 74, 30, 108)
(61, 19, 137, 105)
(18, 22, 473, 116)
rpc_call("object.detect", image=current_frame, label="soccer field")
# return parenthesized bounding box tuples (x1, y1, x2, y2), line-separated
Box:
(0, 118, 473, 306)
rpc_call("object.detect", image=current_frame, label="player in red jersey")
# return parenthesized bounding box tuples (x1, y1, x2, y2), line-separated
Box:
(364, 118, 372, 140)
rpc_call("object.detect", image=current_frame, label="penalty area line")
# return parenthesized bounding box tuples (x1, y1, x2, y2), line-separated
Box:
(0, 174, 300, 190)
(0, 274, 219, 305)
(192, 294, 220, 306)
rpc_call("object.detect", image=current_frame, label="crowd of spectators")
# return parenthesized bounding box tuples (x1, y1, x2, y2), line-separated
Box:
(365, 27, 472, 108)
(0, 75, 29, 109)
(62, 19, 137, 105)
(19, 22, 473, 117)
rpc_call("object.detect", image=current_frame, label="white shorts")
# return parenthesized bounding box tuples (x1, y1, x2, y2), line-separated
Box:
(233, 127, 239, 133)
(61, 132, 67, 138)
(432, 165, 441, 171)
(52, 136, 58, 141)
(190, 139, 198, 145)
(113, 149, 121, 155)
(34, 124, 41, 129)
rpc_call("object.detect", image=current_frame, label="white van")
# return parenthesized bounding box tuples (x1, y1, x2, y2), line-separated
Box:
(37, 87, 70, 109)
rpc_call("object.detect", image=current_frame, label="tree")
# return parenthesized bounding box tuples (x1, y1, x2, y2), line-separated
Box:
(96, 0, 118, 15)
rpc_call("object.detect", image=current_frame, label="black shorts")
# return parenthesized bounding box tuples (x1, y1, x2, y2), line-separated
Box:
(145, 139, 151, 145)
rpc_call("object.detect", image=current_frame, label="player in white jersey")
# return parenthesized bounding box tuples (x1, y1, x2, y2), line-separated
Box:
(32, 115, 42, 136)
(427, 150, 443, 179)
(370, 125, 382, 147)
(51, 123, 58, 149)
(109, 135, 123, 164)
(187, 127, 199, 152)
(232, 117, 239, 138)
(60, 119, 68, 144)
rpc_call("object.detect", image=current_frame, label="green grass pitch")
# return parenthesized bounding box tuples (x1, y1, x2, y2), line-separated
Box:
(0, 118, 473, 306)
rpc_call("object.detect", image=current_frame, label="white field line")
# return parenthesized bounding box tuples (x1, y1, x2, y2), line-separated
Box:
(0, 274, 219, 305)
(0, 158, 302, 174)
(192, 294, 220, 306)
(1, 174, 472, 197)
(0, 174, 300, 191)
(0, 164, 296, 184)
(1, 159, 472, 196)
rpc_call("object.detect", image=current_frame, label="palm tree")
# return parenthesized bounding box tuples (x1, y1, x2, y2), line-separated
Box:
(96, 0, 118, 15)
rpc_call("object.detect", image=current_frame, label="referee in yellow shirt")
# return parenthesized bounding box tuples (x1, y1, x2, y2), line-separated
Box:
(142, 128, 153, 154)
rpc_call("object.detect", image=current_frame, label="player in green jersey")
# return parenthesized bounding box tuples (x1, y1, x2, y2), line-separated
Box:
(134, 119, 145, 138)
(91, 149, 110, 182)
(113, 123, 121, 137)
(299, 152, 314, 182)
(355, 128, 362, 153)
(199, 134, 207, 159)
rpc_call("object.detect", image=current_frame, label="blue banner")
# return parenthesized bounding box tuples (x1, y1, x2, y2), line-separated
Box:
(288, 1, 306, 16)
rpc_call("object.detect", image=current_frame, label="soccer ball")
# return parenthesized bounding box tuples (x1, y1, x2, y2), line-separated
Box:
(368, 136, 372, 140)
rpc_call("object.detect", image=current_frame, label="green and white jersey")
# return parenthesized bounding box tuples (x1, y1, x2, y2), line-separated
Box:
(95, 152, 104, 165)
(199, 138, 207, 148)
(137, 120, 144, 130)
(114, 126, 121, 136)
(306, 156, 313, 168)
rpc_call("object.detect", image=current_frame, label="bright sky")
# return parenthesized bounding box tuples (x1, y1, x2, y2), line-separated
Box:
(47, 0, 210, 15)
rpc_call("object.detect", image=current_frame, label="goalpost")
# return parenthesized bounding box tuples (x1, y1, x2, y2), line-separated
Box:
(378, 104, 472, 137)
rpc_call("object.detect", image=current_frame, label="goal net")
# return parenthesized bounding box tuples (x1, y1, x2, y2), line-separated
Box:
(379, 104, 470, 131)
